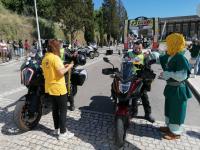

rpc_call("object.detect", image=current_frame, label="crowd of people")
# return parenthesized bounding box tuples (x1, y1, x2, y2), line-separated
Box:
(0, 39, 32, 63)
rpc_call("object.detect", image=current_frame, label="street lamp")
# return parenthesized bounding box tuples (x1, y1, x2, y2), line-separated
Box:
(197, 4, 200, 17)
(34, 0, 42, 55)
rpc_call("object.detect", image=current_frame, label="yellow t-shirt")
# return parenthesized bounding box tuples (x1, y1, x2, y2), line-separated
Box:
(41, 52, 67, 96)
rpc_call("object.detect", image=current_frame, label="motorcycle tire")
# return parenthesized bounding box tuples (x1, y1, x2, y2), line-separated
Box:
(13, 95, 42, 131)
(89, 52, 95, 59)
(94, 51, 99, 57)
(115, 116, 127, 148)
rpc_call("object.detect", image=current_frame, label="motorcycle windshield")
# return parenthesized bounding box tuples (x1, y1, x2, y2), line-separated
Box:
(120, 61, 134, 81)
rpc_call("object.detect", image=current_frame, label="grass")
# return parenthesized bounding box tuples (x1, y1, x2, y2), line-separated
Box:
(0, 3, 65, 42)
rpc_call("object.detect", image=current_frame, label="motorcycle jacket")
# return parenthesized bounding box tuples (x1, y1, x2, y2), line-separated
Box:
(127, 51, 144, 73)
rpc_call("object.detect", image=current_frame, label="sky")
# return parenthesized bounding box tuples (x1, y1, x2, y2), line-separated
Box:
(93, 0, 200, 19)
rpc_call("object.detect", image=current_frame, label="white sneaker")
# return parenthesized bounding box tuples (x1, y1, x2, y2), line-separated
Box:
(52, 129, 59, 135)
(58, 131, 74, 140)
(190, 74, 196, 78)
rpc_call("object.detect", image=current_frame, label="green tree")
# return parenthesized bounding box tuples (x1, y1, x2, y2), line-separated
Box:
(102, 0, 119, 43)
(116, 0, 128, 42)
(1, 0, 55, 19)
(1, 0, 25, 14)
(55, 0, 86, 45)
(94, 8, 104, 46)
(84, 0, 94, 44)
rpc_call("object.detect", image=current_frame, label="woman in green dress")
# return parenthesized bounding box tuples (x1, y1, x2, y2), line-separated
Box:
(153, 33, 192, 140)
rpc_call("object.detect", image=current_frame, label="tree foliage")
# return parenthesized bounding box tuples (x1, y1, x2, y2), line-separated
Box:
(0, 0, 128, 44)
(94, 9, 104, 46)
(84, 0, 95, 44)
(102, 0, 127, 42)
(55, 0, 86, 44)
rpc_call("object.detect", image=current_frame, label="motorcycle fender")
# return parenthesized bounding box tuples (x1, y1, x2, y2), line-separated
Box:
(116, 105, 129, 116)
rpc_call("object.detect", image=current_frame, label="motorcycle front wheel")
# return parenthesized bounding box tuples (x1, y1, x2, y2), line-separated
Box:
(13, 95, 42, 131)
(115, 116, 128, 148)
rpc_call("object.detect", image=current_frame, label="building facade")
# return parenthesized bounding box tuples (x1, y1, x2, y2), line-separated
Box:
(159, 15, 200, 40)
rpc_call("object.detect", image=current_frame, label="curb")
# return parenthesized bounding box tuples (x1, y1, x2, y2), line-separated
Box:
(186, 80, 200, 104)
(0, 58, 25, 66)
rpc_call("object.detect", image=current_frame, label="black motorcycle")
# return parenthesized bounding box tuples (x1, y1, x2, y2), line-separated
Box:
(13, 50, 87, 131)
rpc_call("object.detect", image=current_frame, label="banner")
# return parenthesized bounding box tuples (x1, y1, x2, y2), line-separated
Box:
(129, 17, 154, 30)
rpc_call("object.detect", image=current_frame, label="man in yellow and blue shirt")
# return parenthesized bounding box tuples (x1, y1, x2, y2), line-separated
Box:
(127, 41, 155, 123)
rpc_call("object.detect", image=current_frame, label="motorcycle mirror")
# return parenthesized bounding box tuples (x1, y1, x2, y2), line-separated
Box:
(106, 50, 113, 55)
(113, 68, 119, 72)
(102, 68, 114, 75)
(103, 57, 110, 63)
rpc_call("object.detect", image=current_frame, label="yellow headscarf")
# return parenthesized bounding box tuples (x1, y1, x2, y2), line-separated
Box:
(166, 33, 185, 56)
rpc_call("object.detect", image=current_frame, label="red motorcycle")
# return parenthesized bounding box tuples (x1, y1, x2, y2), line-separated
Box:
(102, 56, 156, 147)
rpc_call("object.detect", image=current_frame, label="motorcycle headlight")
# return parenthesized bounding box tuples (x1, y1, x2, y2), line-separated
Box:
(119, 81, 131, 93)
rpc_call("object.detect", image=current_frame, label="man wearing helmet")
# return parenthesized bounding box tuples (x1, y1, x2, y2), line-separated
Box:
(127, 41, 155, 123)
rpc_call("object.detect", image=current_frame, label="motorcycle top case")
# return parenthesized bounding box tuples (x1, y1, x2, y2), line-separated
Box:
(71, 69, 87, 86)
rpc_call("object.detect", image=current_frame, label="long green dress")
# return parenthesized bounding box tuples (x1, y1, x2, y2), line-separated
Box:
(159, 53, 192, 135)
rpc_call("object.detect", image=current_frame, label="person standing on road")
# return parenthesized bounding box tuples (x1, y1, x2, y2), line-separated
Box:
(13, 40, 19, 59)
(24, 39, 30, 57)
(18, 40, 24, 58)
(41, 39, 74, 140)
(127, 41, 155, 123)
(188, 39, 200, 77)
(159, 33, 192, 140)
(0, 40, 8, 63)
(7, 40, 12, 61)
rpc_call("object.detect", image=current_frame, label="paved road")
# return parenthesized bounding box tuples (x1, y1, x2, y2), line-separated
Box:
(0, 47, 200, 150)
(0, 47, 199, 127)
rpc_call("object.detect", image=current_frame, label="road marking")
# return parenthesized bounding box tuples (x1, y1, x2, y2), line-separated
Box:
(0, 86, 26, 98)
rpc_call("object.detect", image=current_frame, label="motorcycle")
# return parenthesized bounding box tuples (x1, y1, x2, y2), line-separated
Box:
(77, 46, 95, 59)
(89, 42, 99, 57)
(13, 50, 87, 131)
(102, 55, 156, 147)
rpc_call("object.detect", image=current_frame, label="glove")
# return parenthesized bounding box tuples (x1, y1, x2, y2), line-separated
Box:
(162, 71, 171, 80)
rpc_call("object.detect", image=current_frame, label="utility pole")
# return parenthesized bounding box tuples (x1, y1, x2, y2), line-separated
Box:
(34, 0, 42, 55)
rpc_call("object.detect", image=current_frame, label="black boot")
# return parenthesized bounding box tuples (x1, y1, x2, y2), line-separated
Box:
(131, 98, 138, 117)
(141, 91, 155, 123)
(70, 102, 75, 111)
(69, 96, 75, 111)
(145, 114, 155, 123)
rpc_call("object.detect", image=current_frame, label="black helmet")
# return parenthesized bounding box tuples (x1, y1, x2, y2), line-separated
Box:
(76, 54, 86, 66)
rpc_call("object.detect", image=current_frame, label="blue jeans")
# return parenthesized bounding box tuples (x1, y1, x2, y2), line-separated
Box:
(197, 57, 200, 75)
(19, 48, 24, 57)
(190, 56, 200, 75)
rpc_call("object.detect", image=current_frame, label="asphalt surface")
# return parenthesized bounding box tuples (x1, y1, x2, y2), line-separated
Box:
(0, 47, 199, 127)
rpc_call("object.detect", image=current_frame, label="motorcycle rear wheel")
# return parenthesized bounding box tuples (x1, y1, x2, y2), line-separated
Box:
(13, 95, 42, 131)
(89, 52, 95, 59)
(94, 51, 99, 57)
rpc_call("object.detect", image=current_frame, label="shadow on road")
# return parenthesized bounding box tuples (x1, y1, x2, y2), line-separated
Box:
(0, 100, 25, 135)
(186, 131, 200, 139)
(79, 95, 115, 114)
(128, 121, 162, 140)
(66, 109, 141, 150)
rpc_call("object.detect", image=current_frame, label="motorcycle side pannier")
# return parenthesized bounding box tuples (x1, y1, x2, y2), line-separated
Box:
(71, 69, 87, 86)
